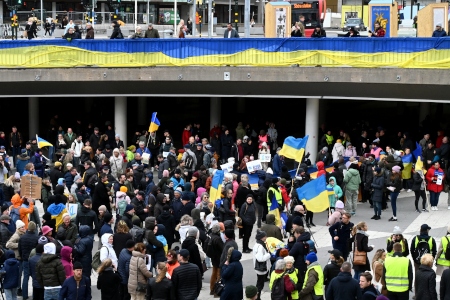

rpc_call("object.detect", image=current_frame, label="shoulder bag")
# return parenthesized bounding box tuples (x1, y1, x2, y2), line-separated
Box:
(214, 278, 225, 296)
(236, 204, 248, 229)
(353, 236, 367, 265)
(135, 258, 147, 293)
(254, 245, 268, 272)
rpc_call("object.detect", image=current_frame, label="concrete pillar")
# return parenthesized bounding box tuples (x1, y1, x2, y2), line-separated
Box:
(258, 0, 264, 24)
(115, 97, 127, 147)
(52, 2, 56, 19)
(419, 102, 430, 125)
(236, 97, 245, 114)
(101, 3, 106, 24)
(305, 98, 319, 164)
(28, 97, 39, 137)
(210, 97, 221, 129)
(0, 2, 4, 25)
(137, 97, 147, 126)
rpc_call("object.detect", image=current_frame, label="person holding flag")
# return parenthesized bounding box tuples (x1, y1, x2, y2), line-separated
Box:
(267, 177, 283, 227)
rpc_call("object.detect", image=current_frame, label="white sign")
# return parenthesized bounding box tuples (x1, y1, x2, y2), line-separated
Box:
(68, 203, 78, 218)
(246, 160, 263, 173)
(163, 151, 169, 158)
(260, 154, 271, 162)
(146, 254, 152, 271)
(220, 163, 233, 173)
(142, 153, 150, 165)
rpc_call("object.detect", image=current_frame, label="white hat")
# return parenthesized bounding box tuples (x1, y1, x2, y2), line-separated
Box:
(266, 167, 273, 174)
(16, 220, 25, 229)
(227, 157, 235, 164)
(44, 243, 56, 255)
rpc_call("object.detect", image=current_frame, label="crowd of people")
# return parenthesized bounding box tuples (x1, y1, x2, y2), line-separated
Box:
(0, 120, 449, 300)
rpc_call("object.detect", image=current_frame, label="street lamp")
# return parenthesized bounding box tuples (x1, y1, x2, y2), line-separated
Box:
(234, 0, 238, 31)
(197, 0, 207, 37)
(6, 0, 22, 40)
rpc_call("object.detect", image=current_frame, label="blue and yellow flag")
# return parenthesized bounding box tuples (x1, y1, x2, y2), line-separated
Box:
(149, 112, 160, 133)
(402, 153, 413, 179)
(296, 175, 330, 213)
(36, 135, 52, 148)
(269, 192, 282, 227)
(209, 170, 224, 205)
(279, 135, 309, 163)
(413, 142, 422, 160)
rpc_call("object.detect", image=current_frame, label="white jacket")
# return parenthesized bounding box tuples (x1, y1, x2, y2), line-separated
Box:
(110, 150, 124, 178)
(332, 142, 345, 163)
(253, 242, 271, 275)
(100, 233, 118, 268)
(71, 140, 84, 158)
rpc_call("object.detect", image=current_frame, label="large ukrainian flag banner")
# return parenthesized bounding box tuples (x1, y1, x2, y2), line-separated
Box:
(296, 176, 330, 213)
(269, 190, 282, 227)
(1, 38, 450, 68)
(402, 153, 413, 180)
(210, 170, 224, 207)
(279, 135, 308, 162)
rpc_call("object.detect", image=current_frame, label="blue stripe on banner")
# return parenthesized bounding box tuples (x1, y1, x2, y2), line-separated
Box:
(2, 38, 450, 58)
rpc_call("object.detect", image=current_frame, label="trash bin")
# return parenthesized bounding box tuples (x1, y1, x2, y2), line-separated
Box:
(161, 29, 173, 38)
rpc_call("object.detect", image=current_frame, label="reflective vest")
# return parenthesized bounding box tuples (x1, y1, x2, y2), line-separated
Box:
(325, 134, 334, 145)
(303, 264, 324, 296)
(386, 238, 406, 256)
(384, 256, 410, 292)
(267, 187, 282, 209)
(437, 236, 450, 267)
(287, 269, 299, 299)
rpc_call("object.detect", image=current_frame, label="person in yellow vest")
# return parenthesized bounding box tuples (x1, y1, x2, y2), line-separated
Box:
(299, 252, 324, 300)
(386, 226, 409, 257)
(284, 256, 299, 299)
(410, 224, 436, 271)
(436, 226, 450, 276)
(267, 178, 283, 227)
(383, 242, 413, 300)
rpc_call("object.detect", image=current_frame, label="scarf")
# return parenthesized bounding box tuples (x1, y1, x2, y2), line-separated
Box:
(256, 239, 268, 252)
(357, 229, 369, 237)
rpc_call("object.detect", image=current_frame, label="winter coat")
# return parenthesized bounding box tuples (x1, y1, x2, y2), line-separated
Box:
(6, 229, 24, 259)
(362, 161, 376, 189)
(288, 231, 311, 272)
(182, 237, 203, 274)
(18, 230, 38, 262)
(29, 253, 42, 288)
(97, 267, 121, 300)
(332, 142, 345, 162)
(344, 168, 361, 191)
(386, 174, 402, 193)
(209, 232, 224, 267)
(323, 260, 341, 291)
(0, 222, 12, 249)
(110, 152, 124, 178)
(100, 233, 118, 268)
(11, 194, 35, 229)
(260, 214, 283, 240)
(298, 262, 321, 300)
(59, 275, 91, 300)
(220, 250, 243, 300)
(329, 221, 354, 259)
(61, 246, 73, 278)
(36, 253, 66, 287)
(113, 232, 132, 259)
(353, 232, 373, 272)
(220, 239, 238, 267)
(326, 272, 362, 300)
(371, 173, 385, 202)
(253, 241, 271, 275)
(440, 268, 450, 300)
(132, 197, 148, 222)
(57, 221, 78, 245)
(2, 250, 20, 289)
(118, 248, 133, 285)
(73, 225, 94, 278)
(171, 262, 202, 300)
(344, 147, 357, 157)
(327, 176, 343, 208)
(156, 211, 176, 248)
(75, 205, 99, 235)
(415, 265, 437, 300)
(412, 171, 426, 192)
(239, 201, 256, 225)
(426, 166, 445, 193)
(128, 251, 153, 295)
(147, 277, 173, 300)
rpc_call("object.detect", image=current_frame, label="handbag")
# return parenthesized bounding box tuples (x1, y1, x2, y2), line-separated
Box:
(213, 278, 225, 296)
(353, 237, 367, 265)
(254, 246, 267, 272)
(135, 258, 147, 293)
(237, 204, 248, 228)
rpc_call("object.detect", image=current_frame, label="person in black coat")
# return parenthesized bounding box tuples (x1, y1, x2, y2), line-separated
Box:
(323, 249, 344, 293)
(288, 227, 311, 283)
(440, 268, 450, 300)
(220, 129, 234, 162)
(156, 205, 176, 249)
(97, 258, 121, 300)
(147, 262, 174, 300)
(93, 174, 111, 213)
(220, 249, 243, 300)
(326, 262, 362, 300)
(131, 192, 148, 222)
(415, 254, 438, 300)
(181, 227, 204, 275)
(110, 21, 123, 39)
(171, 249, 202, 300)
(351, 222, 373, 280)
(73, 225, 94, 278)
(239, 194, 256, 253)
(208, 224, 224, 294)
(220, 189, 236, 223)
(255, 179, 270, 227)
(344, 27, 360, 37)
(329, 212, 354, 261)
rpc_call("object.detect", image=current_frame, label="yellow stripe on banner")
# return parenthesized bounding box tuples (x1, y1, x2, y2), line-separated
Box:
(2, 46, 450, 68)
(302, 190, 330, 213)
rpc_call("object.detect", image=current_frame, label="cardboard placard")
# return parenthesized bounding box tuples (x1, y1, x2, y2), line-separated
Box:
(20, 174, 42, 199)
(142, 153, 150, 164)
(260, 154, 272, 162)
(220, 163, 233, 173)
(246, 160, 263, 173)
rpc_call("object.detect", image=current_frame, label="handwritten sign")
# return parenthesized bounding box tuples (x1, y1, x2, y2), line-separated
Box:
(260, 154, 271, 162)
(68, 203, 78, 218)
(141, 153, 150, 165)
(163, 151, 169, 158)
(220, 163, 233, 173)
(20, 174, 42, 199)
(246, 160, 263, 173)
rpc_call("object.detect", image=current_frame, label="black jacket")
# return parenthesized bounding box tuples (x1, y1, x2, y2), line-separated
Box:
(235, 186, 254, 210)
(220, 239, 238, 267)
(146, 277, 174, 300)
(326, 272, 362, 300)
(49, 167, 64, 190)
(0, 222, 12, 248)
(209, 232, 224, 267)
(76, 205, 99, 235)
(97, 268, 121, 300)
(361, 285, 379, 300)
(415, 265, 437, 300)
(83, 166, 97, 190)
(18, 231, 39, 261)
(131, 197, 148, 222)
(440, 268, 450, 300)
(36, 253, 66, 287)
(352, 232, 373, 272)
(181, 237, 203, 275)
(171, 262, 202, 300)
(288, 232, 311, 273)
(73, 225, 94, 278)
(239, 201, 256, 225)
(323, 261, 341, 291)
(156, 211, 176, 248)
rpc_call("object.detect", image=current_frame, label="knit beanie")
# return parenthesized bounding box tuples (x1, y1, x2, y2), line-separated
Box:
(120, 186, 128, 193)
(306, 252, 317, 263)
(245, 286, 258, 298)
(16, 220, 25, 229)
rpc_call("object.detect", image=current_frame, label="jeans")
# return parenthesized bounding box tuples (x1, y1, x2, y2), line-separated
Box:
(353, 269, 362, 280)
(415, 190, 427, 209)
(345, 189, 358, 214)
(373, 201, 382, 216)
(73, 156, 80, 170)
(210, 266, 221, 293)
(22, 260, 30, 299)
(5, 288, 17, 300)
(390, 192, 399, 217)
(255, 202, 264, 228)
(430, 191, 441, 207)
(17, 261, 22, 292)
(44, 288, 60, 300)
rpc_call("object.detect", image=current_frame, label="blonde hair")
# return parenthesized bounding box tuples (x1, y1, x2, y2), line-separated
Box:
(97, 258, 112, 274)
(155, 262, 167, 283)
(116, 220, 130, 233)
(371, 249, 386, 267)
(4, 176, 15, 187)
(420, 253, 433, 266)
(352, 221, 366, 236)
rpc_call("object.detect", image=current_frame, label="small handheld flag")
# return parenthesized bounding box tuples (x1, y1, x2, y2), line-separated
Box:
(149, 112, 160, 133)
(279, 135, 309, 163)
(36, 135, 53, 148)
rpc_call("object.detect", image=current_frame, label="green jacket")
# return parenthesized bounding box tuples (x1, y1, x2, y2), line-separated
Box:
(343, 168, 361, 191)
(36, 253, 66, 287)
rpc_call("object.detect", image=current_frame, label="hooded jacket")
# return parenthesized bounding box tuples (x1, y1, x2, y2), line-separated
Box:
(316, 161, 326, 178)
(260, 214, 283, 240)
(343, 168, 361, 191)
(11, 194, 34, 229)
(128, 250, 153, 295)
(74, 225, 94, 278)
(36, 252, 66, 287)
(61, 246, 73, 278)
(326, 272, 362, 300)
(181, 236, 203, 275)
(221, 250, 244, 300)
(156, 209, 176, 248)
(100, 233, 118, 268)
(118, 247, 132, 285)
(371, 172, 385, 202)
(332, 142, 345, 163)
(288, 231, 311, 272)
(327, 176, 343, 208)
(2, 250, 20, 289)
(76, 205, 99, 235)
(154, 193, 166, 219)
(6, 227, 25, 259)
(60, 274, 92, 300)
(18, 229, 39, 261)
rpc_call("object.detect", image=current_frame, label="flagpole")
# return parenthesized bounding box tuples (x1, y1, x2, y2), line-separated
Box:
(146, 112, 157, 149)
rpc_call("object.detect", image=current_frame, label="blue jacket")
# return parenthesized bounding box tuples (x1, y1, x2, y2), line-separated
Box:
(326, 272, 362, 300)
(273, 154, 283, 175)
(2, 250, 20, 289)
(100, 223, 113, 237)
(220, 250, 243, 300)
(432, 29, 447, 37)
(117, 248, 132, 284)
(29, 253, 43, 288)
(59, 276, 92, 300)
(16, 157, 30, 177)
(170, 176, 185, 191)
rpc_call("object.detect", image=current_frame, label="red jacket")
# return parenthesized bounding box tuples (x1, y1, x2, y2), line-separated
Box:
(426, 166, 445, 193)
(316, 161, 326, 178)
(182, 129, 191, 146)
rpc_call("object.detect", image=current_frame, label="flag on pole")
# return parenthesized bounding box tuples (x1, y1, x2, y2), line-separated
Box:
(413, 142, 422, 160)
(296, 175, 330, 213)
(36, 135, 53, 148)
(268, 191, 282, 227)
(149, 112, 160, 133)
(209, 170, 224, 208)
(279, 135, 309, 162)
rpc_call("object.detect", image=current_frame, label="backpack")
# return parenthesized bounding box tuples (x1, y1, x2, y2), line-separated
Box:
(445, 237, 450, 260)
(116, 197, 128, 217)
(130, 227, 146, 244)
(206, 235, 215, 258)
(185, 152, 194, 169)
(307, 240, 316, 253)
(412, 236, 432, 264)
(87, 173, 98, 187)
(9, 207, 20, 224)
(92, 246, 108, 271)
(72, 237, 81, 259)
(271, 271, 288, 300)
(202, 233, 211, 254)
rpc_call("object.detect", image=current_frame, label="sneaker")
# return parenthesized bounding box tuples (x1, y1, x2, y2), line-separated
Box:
(374, 216, 381, 220)
(415, 209, 421, 213)
(407, 189, 412, 192)
(435, 206, 439, 211)
(388, 217, 397, 221)
(371, 215, 377, 219)
(310, 223, 316, 227)
(423, 209, 429, 212)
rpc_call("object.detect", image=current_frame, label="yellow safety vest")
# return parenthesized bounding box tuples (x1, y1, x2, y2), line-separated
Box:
(287, 269, 299, 299)
(384, 256, 410, 292)
(386, 238, 406, 257)
(437, 236, 450, 267)
(303, 264, 324, 296)
(267, 187, 282, 208)
(325, 134, 334, 145)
